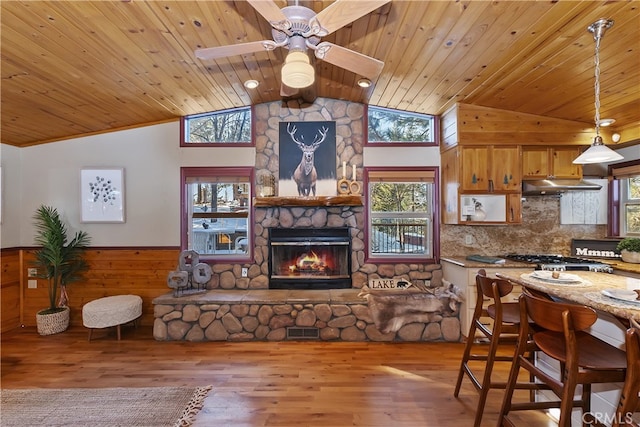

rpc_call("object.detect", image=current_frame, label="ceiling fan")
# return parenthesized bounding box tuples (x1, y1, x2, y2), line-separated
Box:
(195, 0, 391, 96)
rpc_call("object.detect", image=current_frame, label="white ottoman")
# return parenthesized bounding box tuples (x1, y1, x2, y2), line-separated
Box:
(82, 295, 142, 341)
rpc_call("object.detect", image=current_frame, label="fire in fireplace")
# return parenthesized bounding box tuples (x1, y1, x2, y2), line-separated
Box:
(268, 227, 352, 289)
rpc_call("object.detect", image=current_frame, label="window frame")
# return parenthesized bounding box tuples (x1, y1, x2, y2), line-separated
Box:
(364, 105, 439, 147)
(180, 166, 254, 263)
(180, 106, 255, 147)
(608, 159, 640, 237)
(364, 166, 440, 264)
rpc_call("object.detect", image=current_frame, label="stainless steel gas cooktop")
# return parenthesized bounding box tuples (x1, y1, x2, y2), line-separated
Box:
(504, 254, 613, 273)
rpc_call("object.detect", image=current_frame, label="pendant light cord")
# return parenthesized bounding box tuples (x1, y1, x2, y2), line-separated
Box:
(594, 32, 602, 137)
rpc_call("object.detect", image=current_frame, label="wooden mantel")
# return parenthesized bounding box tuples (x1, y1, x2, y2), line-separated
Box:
(253, 195, 363, 207)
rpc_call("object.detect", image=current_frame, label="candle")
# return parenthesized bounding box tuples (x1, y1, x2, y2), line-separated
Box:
(352, 164, 356, 181)
(342, 161, 346, 179)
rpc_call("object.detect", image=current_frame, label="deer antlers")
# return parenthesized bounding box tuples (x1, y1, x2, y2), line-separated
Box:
(287, 123, 329, 150)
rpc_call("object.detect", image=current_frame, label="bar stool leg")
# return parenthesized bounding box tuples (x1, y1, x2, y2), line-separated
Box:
(454, 321, 478, 397)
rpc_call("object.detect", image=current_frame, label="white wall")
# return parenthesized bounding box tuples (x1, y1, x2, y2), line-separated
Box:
(617, 144, 640, 161)
(364, 146, 441, 167)
(2, 121, 256, 248)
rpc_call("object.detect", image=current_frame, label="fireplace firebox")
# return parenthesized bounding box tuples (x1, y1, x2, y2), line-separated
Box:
(268, 227, 352, 289)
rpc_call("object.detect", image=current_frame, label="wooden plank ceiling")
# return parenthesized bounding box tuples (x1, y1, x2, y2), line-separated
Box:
(1, 1, 639, 147)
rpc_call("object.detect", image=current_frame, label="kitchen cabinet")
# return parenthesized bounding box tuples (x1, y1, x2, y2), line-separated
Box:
(460, 146, 521, 192)
(522, 146, 582, 179)
(441, 260, 534, 335)
(441, 146, 522, 224)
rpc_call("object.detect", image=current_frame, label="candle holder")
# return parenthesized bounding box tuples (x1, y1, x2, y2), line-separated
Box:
(338, 178, 350, 194)
(349, 180, 361, 195)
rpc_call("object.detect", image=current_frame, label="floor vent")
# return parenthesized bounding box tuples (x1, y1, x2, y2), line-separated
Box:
(286, 327, 319, 340)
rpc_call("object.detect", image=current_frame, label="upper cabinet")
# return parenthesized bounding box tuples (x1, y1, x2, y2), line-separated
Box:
(522, 147, 582, 179)
(440, 103, 596, 226)
(460, 146, 521, 192)
(442, 145, 522, 224)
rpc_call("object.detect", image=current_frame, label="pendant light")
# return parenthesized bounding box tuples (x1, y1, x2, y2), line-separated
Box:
(573, 19, 624, 165)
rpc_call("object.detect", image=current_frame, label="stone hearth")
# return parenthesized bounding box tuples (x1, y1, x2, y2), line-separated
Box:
(152, 288, 461, 342)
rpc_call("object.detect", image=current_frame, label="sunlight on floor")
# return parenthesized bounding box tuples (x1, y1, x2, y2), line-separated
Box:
(377, 365, 433, 381)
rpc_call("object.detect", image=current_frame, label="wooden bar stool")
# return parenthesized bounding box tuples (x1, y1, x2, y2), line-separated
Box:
(499, 292, 627, 427)
(614, 318, 640, 427)
(454, 269, 526, 427)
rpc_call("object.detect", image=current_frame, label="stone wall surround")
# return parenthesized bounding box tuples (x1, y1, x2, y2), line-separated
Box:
(208, 98, 441, 291)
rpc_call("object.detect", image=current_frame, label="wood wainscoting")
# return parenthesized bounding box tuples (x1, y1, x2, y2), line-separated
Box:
(1, 248, 21, 333)
(1, 247, 179, 331)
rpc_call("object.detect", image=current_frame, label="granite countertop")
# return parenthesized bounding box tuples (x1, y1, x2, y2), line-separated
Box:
(441, 256, 533, 269)
(496, 270, 640, 323)
(442, 256, 640, 275)
(603, 260, 640, 275)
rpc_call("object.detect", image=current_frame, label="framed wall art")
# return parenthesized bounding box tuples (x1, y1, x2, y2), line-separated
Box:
(80, 168, 125, 223)
(278, 121, 337, 197)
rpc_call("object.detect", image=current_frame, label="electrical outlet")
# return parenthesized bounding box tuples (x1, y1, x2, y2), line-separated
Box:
(28, 280, 38, 289)
(241, 268, 248, 277)
(28, 268, 38, 277)
(465, 235, 473, 245)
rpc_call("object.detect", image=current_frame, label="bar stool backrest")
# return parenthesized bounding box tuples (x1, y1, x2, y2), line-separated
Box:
(476, 274, 514, 300)
(523, 293, 597, 333)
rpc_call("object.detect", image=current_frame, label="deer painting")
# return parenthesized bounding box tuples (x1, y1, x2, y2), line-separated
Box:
(288, 123, 328, 196)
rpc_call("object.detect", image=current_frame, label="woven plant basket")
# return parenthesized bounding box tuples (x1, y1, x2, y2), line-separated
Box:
(36, 306, 70, 335)
(621, 250, 640, 264)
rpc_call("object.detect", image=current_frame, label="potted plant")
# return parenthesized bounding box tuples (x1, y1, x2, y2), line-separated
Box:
(616, 237, 640, 264)
(32, 205, 91, 335)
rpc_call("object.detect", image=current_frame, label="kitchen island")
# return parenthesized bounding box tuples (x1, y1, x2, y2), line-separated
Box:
(494, 269, 640, 426)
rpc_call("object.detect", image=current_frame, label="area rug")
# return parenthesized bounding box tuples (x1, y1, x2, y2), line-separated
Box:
(0, 385, 212, 427)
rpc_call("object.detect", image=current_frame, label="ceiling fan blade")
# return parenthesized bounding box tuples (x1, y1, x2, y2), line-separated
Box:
(310, 0, 390, 36)
(247, 0, 291, 32)
(195, 40, 276, 60)
(314, 42, 384, 80)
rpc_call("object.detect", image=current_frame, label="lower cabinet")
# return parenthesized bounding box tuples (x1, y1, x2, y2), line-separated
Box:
(441, 260, 534, 337)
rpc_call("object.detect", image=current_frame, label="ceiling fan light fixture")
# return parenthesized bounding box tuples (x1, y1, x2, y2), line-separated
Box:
(281, 51, 314, 89)
(573, 18, 623, 165)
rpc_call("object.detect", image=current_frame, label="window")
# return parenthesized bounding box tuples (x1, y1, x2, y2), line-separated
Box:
(365, 167, 439, 262)
(622, 177, 640, 235)
(180, 167, 253, 261)
(366, 106, 437, 146)
(181, 107, 252, 146)
(609, 160, 640, 237)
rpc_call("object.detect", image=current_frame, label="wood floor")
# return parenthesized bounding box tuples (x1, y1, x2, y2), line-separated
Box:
(1, 325, 556, 427)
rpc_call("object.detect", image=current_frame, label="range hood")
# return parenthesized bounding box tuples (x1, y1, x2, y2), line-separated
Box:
(522, 179, 602, 195)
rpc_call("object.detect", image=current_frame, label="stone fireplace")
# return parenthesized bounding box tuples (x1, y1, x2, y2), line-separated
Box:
(268, 227, 352, 289)
(152, 98, 463, 342)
